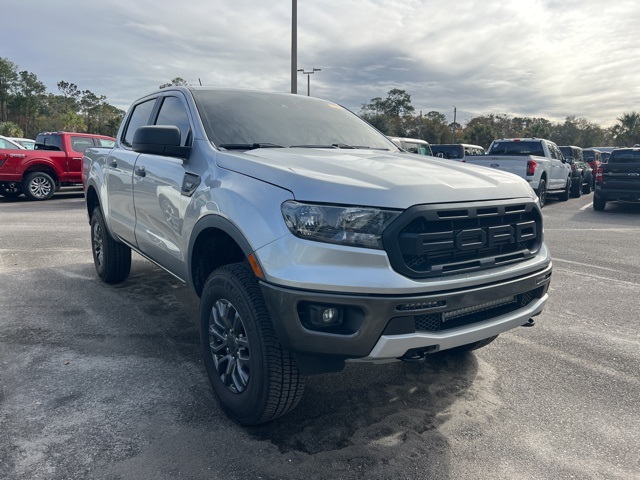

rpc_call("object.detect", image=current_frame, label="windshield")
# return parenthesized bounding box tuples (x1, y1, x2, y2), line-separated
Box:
(192, 89, 397, 151)
(608, 149, 640, 163)
(488, 141, 544, 156)
(432, 145, 463, 159)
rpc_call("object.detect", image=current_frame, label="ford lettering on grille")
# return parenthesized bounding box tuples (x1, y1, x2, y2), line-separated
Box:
(411, 220, 536, 255)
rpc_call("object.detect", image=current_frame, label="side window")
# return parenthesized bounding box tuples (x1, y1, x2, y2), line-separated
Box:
(155, 96, 192, 146)
(548, 143, 559, 160)
(122, 99, 156, 147)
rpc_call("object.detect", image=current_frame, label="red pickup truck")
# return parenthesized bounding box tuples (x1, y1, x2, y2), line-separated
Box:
(0, 131, 115, 200)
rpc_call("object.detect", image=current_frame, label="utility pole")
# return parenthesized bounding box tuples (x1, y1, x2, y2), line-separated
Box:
(452, 106, 457, 143)
(291, 0, 297, 94)
(297, 68, 321, 96)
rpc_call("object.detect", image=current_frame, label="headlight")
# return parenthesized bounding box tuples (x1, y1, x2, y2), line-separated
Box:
(281, 201, 401, 249)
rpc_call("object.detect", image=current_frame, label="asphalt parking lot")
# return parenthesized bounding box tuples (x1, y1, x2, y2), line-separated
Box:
(1, 188, 639, 480)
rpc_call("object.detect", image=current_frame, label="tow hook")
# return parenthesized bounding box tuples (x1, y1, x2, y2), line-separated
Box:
(522, 318, 535, 327)
(399, 347, 432, 363)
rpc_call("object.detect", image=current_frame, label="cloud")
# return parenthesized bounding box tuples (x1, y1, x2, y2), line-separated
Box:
(4, 0, 640, 127)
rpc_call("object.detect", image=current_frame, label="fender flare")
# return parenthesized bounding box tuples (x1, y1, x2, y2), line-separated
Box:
(18, 157, 65, 177)
(187, 214, 255, 286)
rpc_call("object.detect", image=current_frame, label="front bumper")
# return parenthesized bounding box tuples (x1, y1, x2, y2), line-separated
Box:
(260, 262, 552, 360)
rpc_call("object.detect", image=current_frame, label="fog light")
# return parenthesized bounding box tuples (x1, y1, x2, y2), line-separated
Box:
(322, 307, 339, 324)
(306, 304, 343, 328)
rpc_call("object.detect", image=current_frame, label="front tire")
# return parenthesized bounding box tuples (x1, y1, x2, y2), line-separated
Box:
(200, 263, 306, 425)
(23, 171, 56, 201)
(570, 176, 582, 198)
(0, 182, 22, 198)
(582, 176, 592, 194)
(90, 208, 131, 283)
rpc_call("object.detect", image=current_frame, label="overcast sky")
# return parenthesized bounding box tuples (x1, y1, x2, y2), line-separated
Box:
(5, 0, 639, 127)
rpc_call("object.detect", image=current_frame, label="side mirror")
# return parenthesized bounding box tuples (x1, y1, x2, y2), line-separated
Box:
(132, 125, 191, 159)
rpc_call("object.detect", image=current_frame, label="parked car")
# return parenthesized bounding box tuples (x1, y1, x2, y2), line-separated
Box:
(558, 145, 593, 196)
(0, 131, 115, 200)
(387, 137, 433, 156)
(582, 149, 604, 187)
(593, 147, 640, 210)
(431, 143, 486, 161)
(0, 135, 26, 150)
(464, 138, 571, 207)
(9, 137, 36, 149)
(83, 86, 552, 424)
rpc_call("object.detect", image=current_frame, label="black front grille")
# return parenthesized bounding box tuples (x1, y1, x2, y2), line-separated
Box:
(383, 200, 542, 279)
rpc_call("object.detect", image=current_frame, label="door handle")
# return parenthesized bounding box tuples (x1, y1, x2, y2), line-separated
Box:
(109, 159, 117, 168)
(135, 166, 146, 177)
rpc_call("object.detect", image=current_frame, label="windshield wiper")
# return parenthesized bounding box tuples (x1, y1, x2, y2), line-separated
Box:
(289, 144, 353, 149)
(218, 143, 284, 150)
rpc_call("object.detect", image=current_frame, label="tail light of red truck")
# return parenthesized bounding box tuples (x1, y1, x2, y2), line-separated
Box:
(595, 167, 603, 184)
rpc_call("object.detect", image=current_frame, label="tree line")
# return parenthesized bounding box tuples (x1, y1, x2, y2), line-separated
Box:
(2, 56, 639, 148)
(0, 57, 125, 139)
(360, 88, 640, 149)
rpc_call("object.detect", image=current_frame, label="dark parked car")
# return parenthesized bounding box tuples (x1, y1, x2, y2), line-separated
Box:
(593, 147, 640, 210)
(559, 146, 592, 196)
(431, 143, 486, 161)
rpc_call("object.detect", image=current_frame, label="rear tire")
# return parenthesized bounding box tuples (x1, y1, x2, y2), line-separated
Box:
(23, 171, 55, 201)
(582, 176, 592, 194)
(200, 263, 306, 425)
(90, 208, 131, 283)
(536, 179, 547, 207)
(593, 195, 606, 211)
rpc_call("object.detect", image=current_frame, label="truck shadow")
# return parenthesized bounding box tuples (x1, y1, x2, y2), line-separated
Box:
(248, 352, 480, 455)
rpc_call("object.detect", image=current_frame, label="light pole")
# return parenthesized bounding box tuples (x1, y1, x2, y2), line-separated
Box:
(291, 0, 297, 94)
(297, 68, 321, 96)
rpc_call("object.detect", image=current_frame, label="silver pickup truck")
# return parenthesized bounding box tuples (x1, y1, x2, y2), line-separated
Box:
(465, 138, 572, 207)
(83, 87, 552, 424)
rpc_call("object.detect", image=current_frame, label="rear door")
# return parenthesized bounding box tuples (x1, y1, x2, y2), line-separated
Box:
(132, 93, 194, 280)
(546, 142, 568, 189)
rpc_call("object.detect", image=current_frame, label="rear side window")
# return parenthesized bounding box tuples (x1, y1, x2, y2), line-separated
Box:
(35, 134, 63, 151)
(122, 99, 156, 147)
(70, 137, 96, 152)
(609, 150, 640, 163)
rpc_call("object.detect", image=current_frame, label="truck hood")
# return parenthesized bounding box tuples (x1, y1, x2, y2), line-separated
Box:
(216, 148, 535, 209)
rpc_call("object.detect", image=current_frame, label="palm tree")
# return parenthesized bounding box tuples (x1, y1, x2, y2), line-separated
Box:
(613, 112, 640, 146)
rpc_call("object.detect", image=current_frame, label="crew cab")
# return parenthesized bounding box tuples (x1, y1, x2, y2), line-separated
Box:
(593, 147, 640, 210)
(0, 131, 115, 200)
(465, 138, 571, 207)
(83, 87, 552, 424)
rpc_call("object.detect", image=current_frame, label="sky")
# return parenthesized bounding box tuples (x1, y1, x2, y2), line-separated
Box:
(4, 0, 640, 128)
